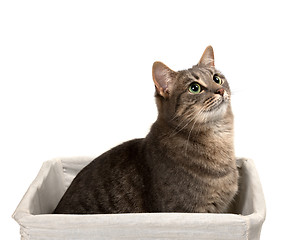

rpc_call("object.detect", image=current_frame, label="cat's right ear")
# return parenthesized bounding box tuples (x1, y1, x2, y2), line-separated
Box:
(152, 61, 176, 99)
(198, 45, 215, 67)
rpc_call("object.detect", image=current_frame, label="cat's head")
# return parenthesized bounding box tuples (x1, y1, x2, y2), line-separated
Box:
(152, 46, 232, 129)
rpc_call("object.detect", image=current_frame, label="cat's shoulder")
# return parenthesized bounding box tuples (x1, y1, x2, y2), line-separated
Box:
(105, 138, 144, 156)
(89, 138, 145, 167)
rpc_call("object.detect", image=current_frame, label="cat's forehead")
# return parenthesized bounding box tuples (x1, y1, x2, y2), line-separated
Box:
(178, 66, 223, 87)
(188, 66, 214, 80)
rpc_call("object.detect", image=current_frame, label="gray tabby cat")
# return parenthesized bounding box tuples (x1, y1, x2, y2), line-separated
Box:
(54, 46, 238, 214)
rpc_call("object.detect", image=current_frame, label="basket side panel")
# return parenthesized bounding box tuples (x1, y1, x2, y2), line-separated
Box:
(18, 213, 248, 240)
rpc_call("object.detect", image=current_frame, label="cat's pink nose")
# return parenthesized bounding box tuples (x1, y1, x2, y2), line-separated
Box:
(215, 88, 224, 96)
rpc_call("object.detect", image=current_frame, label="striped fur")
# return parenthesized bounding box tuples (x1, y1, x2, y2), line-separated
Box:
(54, 46, 238, 214)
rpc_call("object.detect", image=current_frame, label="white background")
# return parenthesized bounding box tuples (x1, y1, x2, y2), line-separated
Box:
(1, 1, 284, 239)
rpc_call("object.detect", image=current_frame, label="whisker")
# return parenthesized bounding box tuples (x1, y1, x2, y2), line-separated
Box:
(184, 106, 206, 156)
(170, 105, 206, 138)
(169, 111, 196, 137)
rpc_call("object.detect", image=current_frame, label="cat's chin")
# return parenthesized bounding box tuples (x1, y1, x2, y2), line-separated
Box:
(200, 101, 229, 122)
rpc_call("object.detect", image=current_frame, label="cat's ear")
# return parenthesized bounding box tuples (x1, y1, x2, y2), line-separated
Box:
(152, 61, 176, 98)
(198, 45, 215, 67)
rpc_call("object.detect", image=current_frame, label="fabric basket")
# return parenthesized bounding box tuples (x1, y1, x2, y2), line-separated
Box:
(13, 157, 266, 240)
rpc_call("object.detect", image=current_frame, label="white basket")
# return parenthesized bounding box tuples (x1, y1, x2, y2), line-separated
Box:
(13, 157, 266, 240)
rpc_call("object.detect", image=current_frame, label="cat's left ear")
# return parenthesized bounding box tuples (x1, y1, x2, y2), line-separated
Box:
(198, 45, 215, 67)
(152, 62, 176, 98)
(152, 61, 176, 99)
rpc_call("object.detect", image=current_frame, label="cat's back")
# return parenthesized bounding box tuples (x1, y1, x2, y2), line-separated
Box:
(54, 138, 149, 214)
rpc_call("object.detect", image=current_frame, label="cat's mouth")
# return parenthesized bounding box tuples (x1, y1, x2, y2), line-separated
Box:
(204, 96, 227, 112)
(198, 95, 229, 122)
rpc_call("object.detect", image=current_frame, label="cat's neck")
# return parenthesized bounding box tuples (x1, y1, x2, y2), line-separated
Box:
(146, 110, 235, 169)
(151, 113, 233, 142)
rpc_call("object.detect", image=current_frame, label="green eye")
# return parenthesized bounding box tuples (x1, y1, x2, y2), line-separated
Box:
(188, 82, 201, 94)
(213, 74, 223, 85)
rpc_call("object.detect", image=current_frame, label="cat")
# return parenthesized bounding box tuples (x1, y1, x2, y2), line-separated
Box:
(53, 46, 238, 214)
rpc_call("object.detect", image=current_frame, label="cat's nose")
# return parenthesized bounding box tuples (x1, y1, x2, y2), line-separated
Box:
(215, 88, 225, 96)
